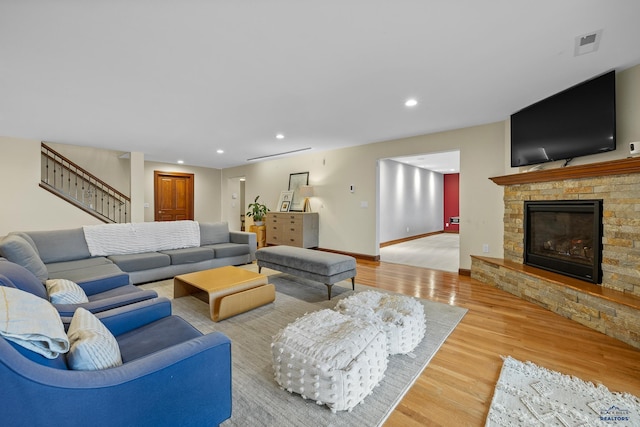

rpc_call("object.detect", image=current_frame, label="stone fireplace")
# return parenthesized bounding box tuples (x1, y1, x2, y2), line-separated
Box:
(470, 157, 640, 349)
(524, 199, 602, 283)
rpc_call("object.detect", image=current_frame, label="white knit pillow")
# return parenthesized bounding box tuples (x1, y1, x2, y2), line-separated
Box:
(66, 307, 122, 370)
(46, 279, 89, 304)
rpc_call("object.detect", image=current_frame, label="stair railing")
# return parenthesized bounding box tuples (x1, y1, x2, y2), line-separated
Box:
(40, 143, 131, 223)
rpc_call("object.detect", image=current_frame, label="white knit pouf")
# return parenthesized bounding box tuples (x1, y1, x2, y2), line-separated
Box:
(271, 309, 388, 412)
(334, 290, 426, 355)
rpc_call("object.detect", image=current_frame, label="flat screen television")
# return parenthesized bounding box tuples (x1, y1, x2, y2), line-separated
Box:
(510, 70, 616, 167)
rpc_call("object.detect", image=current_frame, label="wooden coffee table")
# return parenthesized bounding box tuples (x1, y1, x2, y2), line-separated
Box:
(174, 266, 275, 322)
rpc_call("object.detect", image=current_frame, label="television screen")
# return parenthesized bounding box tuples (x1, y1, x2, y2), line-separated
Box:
(510, 70, 616, 167)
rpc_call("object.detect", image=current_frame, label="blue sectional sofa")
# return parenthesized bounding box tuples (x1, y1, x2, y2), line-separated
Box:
(0, 221, 257, 285)
(0, 260, 157, 317)
(0, 222, 238, 426)
(0, 293, 232, 427)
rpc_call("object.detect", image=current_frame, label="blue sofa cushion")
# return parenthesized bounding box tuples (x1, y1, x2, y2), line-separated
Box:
(207, 243, 251, 258)
(53, 286, 158, 318)
(200, 222, 230, 245)
(159, 247, 214, 265)
(116, 315, 203, 362)
(0, 234, 49, 282)
(26, 228, 91, 263)
(87, 284, 147, 301)
(7, 339, 68, 370)
(107, 252, 171, 272)
(0, 262, 48, 299)
(72, 271, 131, 295)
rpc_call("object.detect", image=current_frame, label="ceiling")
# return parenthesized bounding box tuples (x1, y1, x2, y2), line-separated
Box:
(2, 1, 640, 170)
(389, 150, 460, 174)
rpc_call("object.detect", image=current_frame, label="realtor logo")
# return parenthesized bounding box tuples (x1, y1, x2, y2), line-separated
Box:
(599, 405, 631, 423)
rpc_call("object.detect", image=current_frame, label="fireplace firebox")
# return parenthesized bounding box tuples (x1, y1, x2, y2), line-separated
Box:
(523, 200, 603, 283)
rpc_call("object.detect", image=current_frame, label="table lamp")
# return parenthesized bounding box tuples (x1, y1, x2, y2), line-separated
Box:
(299, 185, 314, 212)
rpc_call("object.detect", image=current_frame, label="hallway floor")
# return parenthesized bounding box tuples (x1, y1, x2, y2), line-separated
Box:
(379, 233, 459, 272)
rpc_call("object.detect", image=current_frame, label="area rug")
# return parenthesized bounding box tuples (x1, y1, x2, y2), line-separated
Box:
(142, 270, 467, 427)
(485, 356, 640, 427)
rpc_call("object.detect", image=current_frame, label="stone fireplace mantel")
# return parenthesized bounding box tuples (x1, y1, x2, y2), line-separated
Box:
(471, 156, 640, 349)
(489, 156, 640, 185)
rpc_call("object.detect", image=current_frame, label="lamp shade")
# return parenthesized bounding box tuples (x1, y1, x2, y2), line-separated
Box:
(299, 185, 314, 198)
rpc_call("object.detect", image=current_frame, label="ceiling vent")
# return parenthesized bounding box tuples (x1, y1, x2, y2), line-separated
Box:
(574, 30, 603, 56)
(247, 147, 311, 162)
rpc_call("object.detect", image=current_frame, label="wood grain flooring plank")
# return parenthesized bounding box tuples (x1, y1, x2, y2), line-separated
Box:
(354, 260, 640, 426)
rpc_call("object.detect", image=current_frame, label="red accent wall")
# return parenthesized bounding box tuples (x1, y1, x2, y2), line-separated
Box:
(443, 173, 459, 233)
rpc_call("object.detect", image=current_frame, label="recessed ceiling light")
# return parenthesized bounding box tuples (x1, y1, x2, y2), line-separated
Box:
(217, 149, 224, 154)
(276, 133, 285, 139)
(177, 160, 184, 164)
(405, 98, 418, 107)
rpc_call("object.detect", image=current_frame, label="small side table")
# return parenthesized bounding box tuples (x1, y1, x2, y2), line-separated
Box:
(250, 224, 266, 248)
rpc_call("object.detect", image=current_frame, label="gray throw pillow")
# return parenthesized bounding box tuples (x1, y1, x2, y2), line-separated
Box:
(27, 228, 91, 263)
(200, 222, 230, 245)
(0, 234, 48, 282)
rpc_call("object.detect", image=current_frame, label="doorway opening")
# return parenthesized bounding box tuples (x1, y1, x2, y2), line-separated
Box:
(377, 150, 460, 272)
(225, 176, 245, 231)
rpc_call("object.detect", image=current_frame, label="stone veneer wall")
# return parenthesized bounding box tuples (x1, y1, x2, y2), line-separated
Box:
(503, 173, 640, 296)
(470, 158, 640, 349)
(471, 256, 640, 349)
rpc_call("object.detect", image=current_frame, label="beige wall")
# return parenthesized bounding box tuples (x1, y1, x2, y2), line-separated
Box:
(0, 137, 103, 236)
(143, 161, 222, 223)
(0, 138, 222, 235)
(45, 141, 131, 195)
(222, 121, 507, 269)
(616, 64, 640, 151)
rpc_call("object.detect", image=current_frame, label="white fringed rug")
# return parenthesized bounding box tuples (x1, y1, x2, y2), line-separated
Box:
(486, 356, 640, 426)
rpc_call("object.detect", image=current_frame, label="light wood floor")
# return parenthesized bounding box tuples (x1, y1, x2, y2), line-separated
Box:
(354, 260, 640, 426)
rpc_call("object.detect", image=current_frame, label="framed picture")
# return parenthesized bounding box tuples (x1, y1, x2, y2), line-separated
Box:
(288, 172, 309, 211)
(277, 190, 294, 212)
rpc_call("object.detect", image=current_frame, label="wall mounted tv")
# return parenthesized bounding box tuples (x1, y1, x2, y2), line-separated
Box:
(510, 70, 616, 167)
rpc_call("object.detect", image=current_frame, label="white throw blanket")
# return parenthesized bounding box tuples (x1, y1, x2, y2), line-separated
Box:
(0, 287, 69, 359)
(83, 221, 201, 257)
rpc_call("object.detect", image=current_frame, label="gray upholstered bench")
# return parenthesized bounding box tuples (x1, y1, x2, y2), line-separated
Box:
(256, 246, 356, 299)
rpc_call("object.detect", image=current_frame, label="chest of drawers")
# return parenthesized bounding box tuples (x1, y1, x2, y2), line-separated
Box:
(265, 212, 319, 248)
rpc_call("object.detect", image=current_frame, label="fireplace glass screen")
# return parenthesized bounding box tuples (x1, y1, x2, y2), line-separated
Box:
(524, 200, 602, 283)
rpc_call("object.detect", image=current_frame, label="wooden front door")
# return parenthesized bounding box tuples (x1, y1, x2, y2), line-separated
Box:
(154, 171, 194, 221)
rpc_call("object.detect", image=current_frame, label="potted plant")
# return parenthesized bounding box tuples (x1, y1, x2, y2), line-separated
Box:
(247, 196, 269, 226)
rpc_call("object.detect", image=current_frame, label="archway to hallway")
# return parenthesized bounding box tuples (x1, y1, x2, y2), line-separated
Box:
(377, 150, 460, 272)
